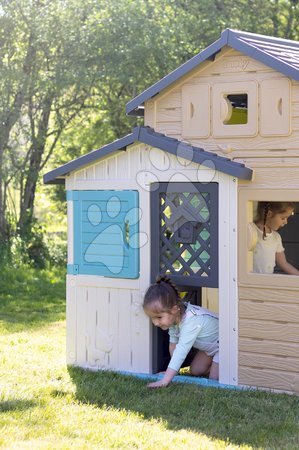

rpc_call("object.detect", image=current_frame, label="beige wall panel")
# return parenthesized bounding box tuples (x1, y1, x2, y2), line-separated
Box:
(239, 366, 299, 393)
(239, 286, 299, 304)
(239, 299, 299, 323)
(293, 84, 299, 102)
(292, 103, 299, 116)
(204, 49, 273, 75)
(144, 100, 155, 127)
(156, 90, 181, 109)
(239, 352, 299, 372)
(154, 84, 181, 128)
(154, 132, 299, 152)
(157, 106, 181, 123)
(293, 117, 299, 130)
(237, 157, 299, 169)
(239, 319, 299, 342)
(239, 337, 299, 358)
(190, 71, 285, 87)
(156, 122, 181, 136)
(246, 168, 299, 188)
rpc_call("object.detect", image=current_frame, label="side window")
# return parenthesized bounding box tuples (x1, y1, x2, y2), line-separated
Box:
(239, 191, 299, 287)
(242, 197, 298, 276)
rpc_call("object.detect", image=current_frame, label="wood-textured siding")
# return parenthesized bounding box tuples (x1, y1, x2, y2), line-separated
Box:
(66, 276, 151, 372)
(238, 286, 299, 393)
(147, 48, 299, 157)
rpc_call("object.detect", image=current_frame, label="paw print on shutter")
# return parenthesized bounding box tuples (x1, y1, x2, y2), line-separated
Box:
(68, 190, 144, 278)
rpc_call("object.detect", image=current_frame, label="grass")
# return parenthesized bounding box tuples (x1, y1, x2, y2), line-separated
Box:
(0, 266, 299, 449)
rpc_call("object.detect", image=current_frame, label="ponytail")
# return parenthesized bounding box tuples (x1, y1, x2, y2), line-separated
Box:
(143, 275, 182, 312)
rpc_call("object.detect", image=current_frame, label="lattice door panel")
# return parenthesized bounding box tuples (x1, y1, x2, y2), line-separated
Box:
(151, 183, 218, 287)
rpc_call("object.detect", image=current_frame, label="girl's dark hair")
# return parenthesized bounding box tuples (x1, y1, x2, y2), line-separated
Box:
(143, 276, 182, 312)
(255, 201, 296, 239)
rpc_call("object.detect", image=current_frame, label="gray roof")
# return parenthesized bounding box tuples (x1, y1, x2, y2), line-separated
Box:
(43, 126, 253, 184)
(126, 28, 299, 116)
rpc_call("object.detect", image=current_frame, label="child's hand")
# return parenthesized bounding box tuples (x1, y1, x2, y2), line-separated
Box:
(147, 367, 177, 388)
(147, 379, 169, 389)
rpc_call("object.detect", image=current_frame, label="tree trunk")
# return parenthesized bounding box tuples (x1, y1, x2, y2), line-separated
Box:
(18, 96, 52, 238)
(0, 34, 36, 242)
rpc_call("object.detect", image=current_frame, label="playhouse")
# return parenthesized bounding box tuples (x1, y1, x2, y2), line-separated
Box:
(44, 29, 299, 394)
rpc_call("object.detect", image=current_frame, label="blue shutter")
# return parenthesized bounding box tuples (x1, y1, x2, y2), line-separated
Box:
(67, 190, 139, 278)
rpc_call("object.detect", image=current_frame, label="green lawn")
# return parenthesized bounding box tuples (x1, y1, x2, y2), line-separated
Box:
(0, 266, 298, 449)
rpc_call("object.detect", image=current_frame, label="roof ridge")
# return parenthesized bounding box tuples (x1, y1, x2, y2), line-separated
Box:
(126, 29, 299, 116)
(44, 125, 253, 184)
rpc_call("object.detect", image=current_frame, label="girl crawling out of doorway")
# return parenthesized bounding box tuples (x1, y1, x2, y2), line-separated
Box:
(143, 276, 219, 388)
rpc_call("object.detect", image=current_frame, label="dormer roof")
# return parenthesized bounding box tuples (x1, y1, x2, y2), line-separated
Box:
(43, 126, 253, 185)
(126, 28, 299, 116)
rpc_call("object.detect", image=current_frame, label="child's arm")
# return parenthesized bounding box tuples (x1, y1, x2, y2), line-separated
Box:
(169, 343, 176, 356)
(276, 251, 299, 275)
(147, 318, 205, 388)
(147, 367, 177, 389)
(147, 344, 177, 388)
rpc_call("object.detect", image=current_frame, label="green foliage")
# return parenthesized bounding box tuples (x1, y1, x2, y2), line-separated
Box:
(1, 0, 299, 259)
(0, 265, 66, 332)
(0, 221, 66, 269)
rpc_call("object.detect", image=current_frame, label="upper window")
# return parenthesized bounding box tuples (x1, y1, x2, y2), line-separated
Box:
(223, 94, 248, 125)
(212, 81, 257, 137)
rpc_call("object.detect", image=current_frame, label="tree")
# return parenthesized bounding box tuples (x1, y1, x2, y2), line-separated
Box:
(1, 0, 298, 262)
(0, 0, 109, 243)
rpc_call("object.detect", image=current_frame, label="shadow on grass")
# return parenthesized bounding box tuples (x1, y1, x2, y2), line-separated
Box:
(0, 266, 66, 333)
(0, 399, 37, 412)
(69, 366, 299, 449)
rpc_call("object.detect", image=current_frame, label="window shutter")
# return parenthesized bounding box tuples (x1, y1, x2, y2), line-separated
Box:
(67, 190, 139, 278)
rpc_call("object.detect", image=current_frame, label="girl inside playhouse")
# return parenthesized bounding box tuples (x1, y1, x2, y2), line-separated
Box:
(143, 276, 219, 388)
(247, 201, 299, 275)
